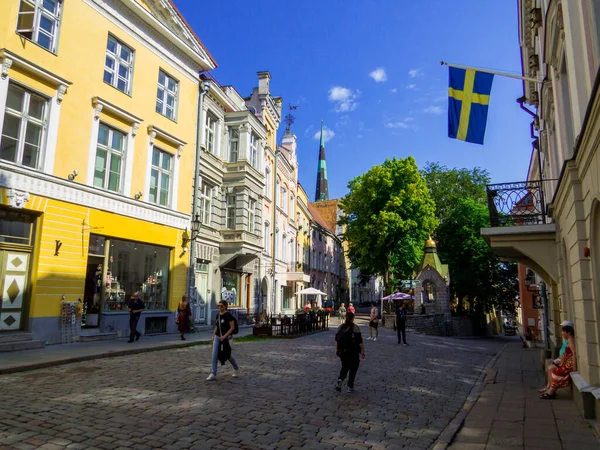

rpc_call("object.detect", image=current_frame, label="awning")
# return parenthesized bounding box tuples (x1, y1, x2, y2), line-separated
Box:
(296, 287, 327, 296)
(219, 252, 259, 270)
(383, 292, 414, 301)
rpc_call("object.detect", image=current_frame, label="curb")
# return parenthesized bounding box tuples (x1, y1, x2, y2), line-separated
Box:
(0, 339, 214, 375)
(431, 343, 507, 450)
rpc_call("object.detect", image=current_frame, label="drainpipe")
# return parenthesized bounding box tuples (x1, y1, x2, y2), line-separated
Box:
(271, 150, 280, 316)
(188, 80, 210, 313)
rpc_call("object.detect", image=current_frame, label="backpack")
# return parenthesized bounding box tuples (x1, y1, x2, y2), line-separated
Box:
(232, 315, 239, 335)
(335, 324, 356, 352)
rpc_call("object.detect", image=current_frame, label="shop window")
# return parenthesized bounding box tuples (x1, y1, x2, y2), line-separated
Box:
(0, 83, 48, 170)
(17, 0, 63, 53)
(222, 271, 241, 307)
(104, 35, 134, 95)
(96, 238, 169, 312)
(282, 286, 290, 310)
(149, 147, 172, 207)
(156, 70, 178, 120)
(94, 123, 126, 192)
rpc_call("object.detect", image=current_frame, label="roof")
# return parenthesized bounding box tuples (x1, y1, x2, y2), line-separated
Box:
(309, 200, 339, 232)
(307, 203, 333, 233)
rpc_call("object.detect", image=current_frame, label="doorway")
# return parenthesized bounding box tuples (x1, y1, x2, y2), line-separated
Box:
(0, 250, 31, 331)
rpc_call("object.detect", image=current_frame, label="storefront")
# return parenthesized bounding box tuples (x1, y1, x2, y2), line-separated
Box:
(83, 234, 172, 335)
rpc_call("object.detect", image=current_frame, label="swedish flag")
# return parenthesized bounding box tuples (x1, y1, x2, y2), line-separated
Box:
(448, 67, 494, 145)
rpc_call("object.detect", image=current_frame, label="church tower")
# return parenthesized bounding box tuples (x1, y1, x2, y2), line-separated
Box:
(315, 121, 329, 201)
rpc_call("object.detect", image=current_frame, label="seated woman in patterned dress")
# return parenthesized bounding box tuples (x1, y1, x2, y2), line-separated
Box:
(540, 322, 576, 399)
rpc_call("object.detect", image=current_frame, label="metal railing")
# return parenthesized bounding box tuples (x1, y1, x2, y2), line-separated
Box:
(486, 180, 556, 227)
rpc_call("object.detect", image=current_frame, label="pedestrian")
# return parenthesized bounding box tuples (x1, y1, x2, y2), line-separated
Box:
(420, 303, 426, 315)
(348, 302, 355, 314)
(176, 295, 192, 340)
(334, 311, 365, 393)
(127, 292, 145, 343)
(367, 301, 379, 341)
(206, 300, 240, 380)
(395, 301, 408, 346)
(338, 303, 347, 324)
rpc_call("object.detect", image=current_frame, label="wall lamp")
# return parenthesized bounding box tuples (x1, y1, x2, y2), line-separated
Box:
(182, 213, 201, 249)
(134, 191, 143, 200)
(67, 170, 78, 181)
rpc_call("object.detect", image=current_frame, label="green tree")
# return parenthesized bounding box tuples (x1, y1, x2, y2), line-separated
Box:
(339, 157, 438, 291)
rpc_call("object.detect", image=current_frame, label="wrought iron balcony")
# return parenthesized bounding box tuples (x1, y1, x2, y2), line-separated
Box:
(486, 180, 555, 227)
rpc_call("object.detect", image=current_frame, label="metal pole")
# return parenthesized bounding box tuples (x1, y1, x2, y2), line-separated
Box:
(440, 61, 541, 83)
(271, 150, 279, 316)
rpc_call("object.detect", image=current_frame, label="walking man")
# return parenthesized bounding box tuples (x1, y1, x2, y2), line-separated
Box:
(127, 292, 145, 343)
(335, 311, 366, 393)
(395, 301, 408, 346)
(206, 300, 240, 380)
(367, 301, 379, 341)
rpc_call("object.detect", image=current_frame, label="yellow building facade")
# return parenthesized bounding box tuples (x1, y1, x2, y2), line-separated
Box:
(0, 0, 215, 343)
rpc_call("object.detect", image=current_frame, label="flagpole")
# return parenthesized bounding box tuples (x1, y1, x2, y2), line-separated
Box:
(440, 61, 540, 83)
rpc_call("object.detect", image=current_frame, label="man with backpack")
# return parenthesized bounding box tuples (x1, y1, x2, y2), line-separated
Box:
(206, 300, 239, 380)
(335, 311, 366, 393)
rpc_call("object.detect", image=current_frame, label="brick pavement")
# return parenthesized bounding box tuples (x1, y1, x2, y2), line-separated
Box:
(447, 342, 600, 450)
(0, 321, 504, 449)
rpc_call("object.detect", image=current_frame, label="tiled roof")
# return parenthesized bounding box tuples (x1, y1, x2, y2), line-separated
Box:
(310, 200, 339, 232)
(307, 203, 333, 233)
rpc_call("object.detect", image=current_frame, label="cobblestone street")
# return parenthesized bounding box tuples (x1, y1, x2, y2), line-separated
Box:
(0, 323, 503, 449)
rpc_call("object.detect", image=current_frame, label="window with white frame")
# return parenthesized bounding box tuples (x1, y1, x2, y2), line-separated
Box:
(17, 0, 62, 53)
(264, 222, 270, 254)
(93, 123, 126, 192)
(226, 193, 236, 229)
(0, 83, 48, 169)
(249, 133, 258, 168)
(198, 183, 214, 225)
(205, 113, 217, 154)
(156, 70, 178, 120)
(281, 186, 287, 213)
(248, 198, 256, 233)
(229, 128, 239, 162)
(104, 35, 134, 94)
(265, 167, 272, 198)
(149, 147, 172, 207)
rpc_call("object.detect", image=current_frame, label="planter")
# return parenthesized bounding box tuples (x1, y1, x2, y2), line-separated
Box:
(253, 325, 272, 337)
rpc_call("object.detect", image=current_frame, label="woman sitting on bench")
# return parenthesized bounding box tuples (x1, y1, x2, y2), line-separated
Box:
(540, 321, 576, 399)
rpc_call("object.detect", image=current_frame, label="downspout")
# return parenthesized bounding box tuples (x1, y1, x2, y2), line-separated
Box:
(271, 150, 279, 316)
(188, 80, 210, 314)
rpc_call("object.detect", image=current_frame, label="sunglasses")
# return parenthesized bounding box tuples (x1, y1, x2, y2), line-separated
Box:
(218, 304, 226, 308)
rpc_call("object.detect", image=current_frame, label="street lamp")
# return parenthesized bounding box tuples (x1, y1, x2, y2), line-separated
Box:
(182, 213, 201, 248)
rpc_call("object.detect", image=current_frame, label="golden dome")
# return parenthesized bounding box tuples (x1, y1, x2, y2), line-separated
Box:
(425, 237, 436, 248)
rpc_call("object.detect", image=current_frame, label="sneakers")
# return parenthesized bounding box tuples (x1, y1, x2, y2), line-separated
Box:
(403, 343, 409, 347)
(206, 373, 216, 381)
(373, 337, 378, 342)
(335, 379, 342, 392)
(366, 337, 373, 340)
(347, 387, 357, 393)
(232, 369, 240, 378)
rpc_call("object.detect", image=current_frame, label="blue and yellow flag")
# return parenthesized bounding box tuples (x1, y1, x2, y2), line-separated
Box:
(448, 67, 494, 145)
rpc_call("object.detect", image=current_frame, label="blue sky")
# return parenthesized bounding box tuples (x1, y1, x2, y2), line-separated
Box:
(173, 0, 533, 201)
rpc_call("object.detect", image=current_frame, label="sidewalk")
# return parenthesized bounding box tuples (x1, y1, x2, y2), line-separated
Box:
(0, 326, 253, 375)
(440, 340, 600, 449)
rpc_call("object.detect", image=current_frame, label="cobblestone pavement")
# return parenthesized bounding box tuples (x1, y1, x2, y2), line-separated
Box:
(0, 321, 503, 449)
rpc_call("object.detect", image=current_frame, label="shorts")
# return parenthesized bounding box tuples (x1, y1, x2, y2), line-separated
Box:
(369, 320, 378, 329)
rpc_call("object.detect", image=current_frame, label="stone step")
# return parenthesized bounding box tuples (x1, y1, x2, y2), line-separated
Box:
(79, 332, 118, 342)
(0, 339, 45, 352)
(0, 332, 33, 343)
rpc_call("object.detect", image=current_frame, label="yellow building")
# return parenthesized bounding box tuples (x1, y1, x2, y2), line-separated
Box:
(0, 0, 215, 343)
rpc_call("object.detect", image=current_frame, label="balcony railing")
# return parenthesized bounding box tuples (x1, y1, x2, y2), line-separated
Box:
(287, 262, 311, 275)
(486, 180, 556, 227)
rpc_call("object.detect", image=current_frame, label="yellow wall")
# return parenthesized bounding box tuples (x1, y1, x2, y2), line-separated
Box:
(0, 0, 199, 214)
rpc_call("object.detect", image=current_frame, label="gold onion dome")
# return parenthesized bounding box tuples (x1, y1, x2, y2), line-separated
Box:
(425, 237, 436, 248)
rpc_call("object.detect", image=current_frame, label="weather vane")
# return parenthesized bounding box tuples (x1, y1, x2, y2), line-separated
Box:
(285, 104, 298, 133)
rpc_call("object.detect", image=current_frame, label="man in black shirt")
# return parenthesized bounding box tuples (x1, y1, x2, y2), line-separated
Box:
(128, 292, 145, 343)
(206, 301, 239, 380)
(395, 302, 408, 346)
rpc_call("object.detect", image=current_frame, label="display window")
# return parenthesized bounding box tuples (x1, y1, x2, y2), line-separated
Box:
(221, 270, 241, 307)
(84, 234, 170, 313)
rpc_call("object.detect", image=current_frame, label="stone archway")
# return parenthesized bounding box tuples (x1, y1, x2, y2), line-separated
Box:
(415, 265, 450, 319)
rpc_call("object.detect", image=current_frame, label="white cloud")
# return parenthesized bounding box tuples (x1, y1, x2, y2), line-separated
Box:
(390, 88, 398, 94)
(328, 86, 359, 112)
(385, 117, 416, 130)
(408, 68, 422, 78)
(385, 122, 409, 129)
(424, 106, 444, 115)
(313, 126, 335, 142)
(406, 84, 416, 89)
(369, 67, 387, 83)
(336, 115, 350, 127)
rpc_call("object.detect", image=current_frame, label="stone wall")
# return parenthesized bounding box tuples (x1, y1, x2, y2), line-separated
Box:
(383, 313, 453, 336)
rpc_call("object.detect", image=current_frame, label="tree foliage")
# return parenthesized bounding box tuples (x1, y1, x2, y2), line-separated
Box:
(339, 157, 438, 288)
(421, 163, 518, 316)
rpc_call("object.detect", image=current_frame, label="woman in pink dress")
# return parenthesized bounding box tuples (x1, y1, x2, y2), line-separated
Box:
(176, 295, 192, 340)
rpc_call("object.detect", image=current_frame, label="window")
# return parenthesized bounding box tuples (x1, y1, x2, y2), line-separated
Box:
(226, 193, 236, 229)
(198, 183, 214, 225)
(264, 222, 270, 254)
(17, 0, 62, 53)
(104, 36, 134, 94)
(248, 198, 256, 233)
(149, 148, 172, 207)
(290, 195, 295, 218)
(276, 178, 280, 207)
(94, 123, 126, 192)
(222, 271, 241, 307)
(281, 187, 287, 213)
(229, 128, 239, 162)
(275, 228, 280, 259)
(282, 234, 287, 262)
(265, 167, 272, 198)
(156, 70, 178, 120)
(205, 113, 217, 154)
(250, 134, 258, 168)
(0, 83, 48, 169)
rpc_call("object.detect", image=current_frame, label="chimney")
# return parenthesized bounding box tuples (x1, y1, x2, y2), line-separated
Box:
(257, 71, 271, 95)
(281, 133, 297, 154)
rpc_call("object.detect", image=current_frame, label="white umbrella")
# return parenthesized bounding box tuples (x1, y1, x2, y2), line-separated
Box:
(296, 287, 327, 295)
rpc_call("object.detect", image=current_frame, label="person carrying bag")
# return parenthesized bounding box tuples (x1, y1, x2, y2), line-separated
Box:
(206, 301, 240, 380)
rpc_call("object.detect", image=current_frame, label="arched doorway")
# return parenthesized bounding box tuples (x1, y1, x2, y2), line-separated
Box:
(260, 277, 269, 316)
